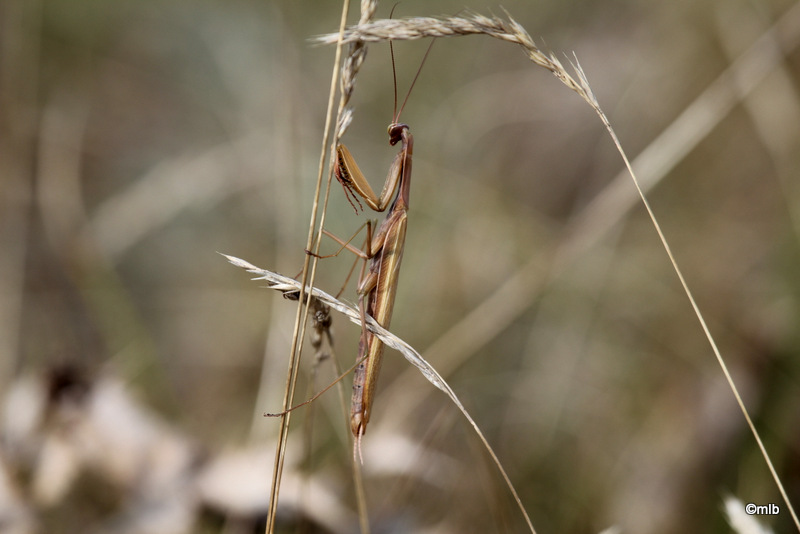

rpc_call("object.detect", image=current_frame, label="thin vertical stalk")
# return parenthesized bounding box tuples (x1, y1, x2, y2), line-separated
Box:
(264, 2, 352, 533)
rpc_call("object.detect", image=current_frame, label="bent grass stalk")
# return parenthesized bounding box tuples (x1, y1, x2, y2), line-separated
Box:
(224, 253, 537, 533)
(252, 5, 798, 534)
(311, 7, 798, 532)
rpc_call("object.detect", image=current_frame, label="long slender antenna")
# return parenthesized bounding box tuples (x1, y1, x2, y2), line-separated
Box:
(390, 40, 398, 121)
(395, 38, 436, 123)
(389, 3, 400, 122)
(386, 3, 436, 123)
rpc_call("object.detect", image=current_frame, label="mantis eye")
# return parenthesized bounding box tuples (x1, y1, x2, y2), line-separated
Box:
(387, 123, 408, 146)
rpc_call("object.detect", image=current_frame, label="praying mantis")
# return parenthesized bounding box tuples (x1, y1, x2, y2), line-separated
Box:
(337, 120, 411, 443)
(317, 41, 433, 458)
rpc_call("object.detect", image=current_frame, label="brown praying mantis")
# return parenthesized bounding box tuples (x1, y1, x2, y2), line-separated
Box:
(314, 41, 434, 459)
(266, 40, 434, 461)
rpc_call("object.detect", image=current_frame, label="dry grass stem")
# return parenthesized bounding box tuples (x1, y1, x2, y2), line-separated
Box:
(223, 253, 537, 533)
(265, 2, 360, 531)
(317, 7, 800, 530)
(390, 2, 800, 411)
(269, 2, 385, 531)
(337, 0, 377, 139)
(588, 40, 800, 534)
(317, 12, 595, 108)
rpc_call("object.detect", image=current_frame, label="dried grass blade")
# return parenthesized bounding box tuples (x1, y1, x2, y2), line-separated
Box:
(318, 8, 800, 527)
(265, 1, 354, 532)
(223, 253, 537, 533)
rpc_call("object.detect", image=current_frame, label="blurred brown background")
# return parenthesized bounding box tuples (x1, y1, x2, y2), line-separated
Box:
(2, 0, 800, 532)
